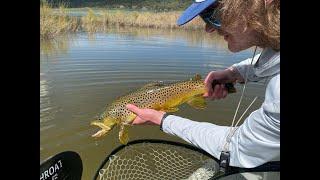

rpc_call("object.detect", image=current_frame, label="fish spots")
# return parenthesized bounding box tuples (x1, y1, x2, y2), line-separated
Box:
(99, 80, 204, 126)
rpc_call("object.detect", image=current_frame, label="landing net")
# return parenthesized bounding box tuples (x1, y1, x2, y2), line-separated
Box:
(94, 139, 219, 180)
(93, 139, 280, 180)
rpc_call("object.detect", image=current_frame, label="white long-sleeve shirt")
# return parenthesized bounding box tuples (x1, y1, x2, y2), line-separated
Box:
(161, 47, 280, 168)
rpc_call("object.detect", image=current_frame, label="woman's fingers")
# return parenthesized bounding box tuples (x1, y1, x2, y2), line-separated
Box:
(212, 84, 221, 99)
(132, 117, 146, 125)
(210, 84, 228, 100)
(218, 84, 225, 99)
(126, 104, 145, 125)
(222, 88, 228, 98)
(204, 72, 214, 97)
(126, 104, 141, 115)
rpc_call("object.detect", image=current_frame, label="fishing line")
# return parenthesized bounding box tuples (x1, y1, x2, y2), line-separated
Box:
(230, 46, 258, 127)
(234, 96, 258, 128)
(223, 46, 260, 152)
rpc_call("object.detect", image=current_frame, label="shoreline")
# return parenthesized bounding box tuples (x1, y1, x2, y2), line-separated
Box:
(40, 5, 204, 40)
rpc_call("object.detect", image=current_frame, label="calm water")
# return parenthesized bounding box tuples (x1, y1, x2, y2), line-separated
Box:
(40, 27, 266, 179)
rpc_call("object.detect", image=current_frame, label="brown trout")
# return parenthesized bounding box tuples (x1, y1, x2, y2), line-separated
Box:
(91, 74, 236, 144)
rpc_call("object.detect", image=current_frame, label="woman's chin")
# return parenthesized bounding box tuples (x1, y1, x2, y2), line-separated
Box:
(227, 43, 248, 53)
(227, 44, 239, 53)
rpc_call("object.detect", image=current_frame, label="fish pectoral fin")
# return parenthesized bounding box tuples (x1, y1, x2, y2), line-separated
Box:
(119, 125, 129, 145)
(122, 113, 137, 126)
(103, 117, 118, 127)
(187, 96, 207, 109)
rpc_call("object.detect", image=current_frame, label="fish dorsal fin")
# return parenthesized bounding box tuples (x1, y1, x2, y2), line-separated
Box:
(190, 74, 202, 81)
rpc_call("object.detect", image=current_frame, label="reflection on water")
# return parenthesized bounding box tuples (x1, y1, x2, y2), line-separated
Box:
(41, 34, 77, 56)
(41, 27, 231, 56)
(40, 27, 264, 179)
(102, 26, 229, 50)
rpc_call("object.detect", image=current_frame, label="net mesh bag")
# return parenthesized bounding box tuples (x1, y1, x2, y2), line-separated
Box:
(96, 140, 220, 180)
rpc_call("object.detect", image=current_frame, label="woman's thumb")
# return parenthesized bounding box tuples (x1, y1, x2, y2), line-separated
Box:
(126, 104, 141, 115)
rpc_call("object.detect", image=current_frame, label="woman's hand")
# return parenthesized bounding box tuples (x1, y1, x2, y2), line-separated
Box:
(126, 104, 166, 125)
(204, 68, 242, 100)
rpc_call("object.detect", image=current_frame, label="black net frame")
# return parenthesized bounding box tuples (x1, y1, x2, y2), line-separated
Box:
(93, 139, 279, 180)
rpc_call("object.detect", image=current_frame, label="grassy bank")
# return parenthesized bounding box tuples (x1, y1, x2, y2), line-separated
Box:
(81, 9, 204, 32)
(42, 0, 193, 11)
(40, 3, 80, 39)
(40, 4, 204, 39)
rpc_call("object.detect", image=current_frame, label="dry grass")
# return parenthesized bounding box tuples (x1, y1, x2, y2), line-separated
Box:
(81, 8, 100, 32)
(90, 10, 204, 30)
(41, 6, 206, 38)
(40, 3, 80, 39)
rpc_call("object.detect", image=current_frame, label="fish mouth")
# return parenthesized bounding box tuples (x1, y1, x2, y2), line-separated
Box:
(90, 121, 112, 138)
(92, 129, 109, 138)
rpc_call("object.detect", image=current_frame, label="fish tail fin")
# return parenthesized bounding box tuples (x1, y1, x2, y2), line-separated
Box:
(119, 125, 129, 145)
(90, 118, 117, 138)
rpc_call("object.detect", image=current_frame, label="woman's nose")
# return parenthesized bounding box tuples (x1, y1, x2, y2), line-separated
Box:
(205, 24, 216, 33)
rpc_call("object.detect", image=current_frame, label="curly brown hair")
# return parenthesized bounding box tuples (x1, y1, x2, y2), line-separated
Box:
(219, 0, 280, 51)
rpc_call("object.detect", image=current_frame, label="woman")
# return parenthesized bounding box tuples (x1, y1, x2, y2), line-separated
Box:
(126, 0, 280, 169)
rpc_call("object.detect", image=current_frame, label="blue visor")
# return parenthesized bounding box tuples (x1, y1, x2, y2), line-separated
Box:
(177, 0, 218, 26)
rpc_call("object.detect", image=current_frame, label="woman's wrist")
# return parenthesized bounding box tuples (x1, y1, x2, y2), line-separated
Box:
(226, 66, 245, 83)
(159, 113, 170, 131)
(152, 111, 167, 126)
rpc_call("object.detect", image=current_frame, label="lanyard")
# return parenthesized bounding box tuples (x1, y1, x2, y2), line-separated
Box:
(219, 46, 260, 173)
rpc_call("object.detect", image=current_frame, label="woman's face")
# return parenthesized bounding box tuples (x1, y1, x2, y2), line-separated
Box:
(205, 23, 259, 52)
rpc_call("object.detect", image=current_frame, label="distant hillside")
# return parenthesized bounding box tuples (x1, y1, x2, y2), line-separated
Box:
(42, 0, 193, 11)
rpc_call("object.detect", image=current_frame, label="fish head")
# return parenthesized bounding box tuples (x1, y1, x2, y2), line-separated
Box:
(90, 110, 118, 138)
